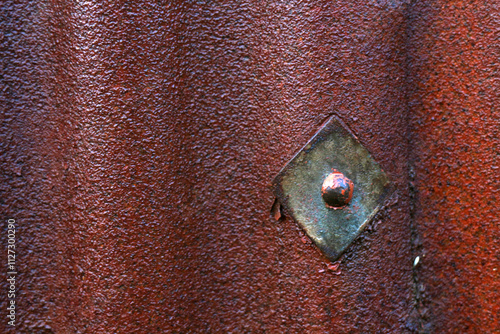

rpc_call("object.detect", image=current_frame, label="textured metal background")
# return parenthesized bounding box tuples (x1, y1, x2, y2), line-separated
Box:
(407, 1, 500, 333)
(0, 0, 497, 333)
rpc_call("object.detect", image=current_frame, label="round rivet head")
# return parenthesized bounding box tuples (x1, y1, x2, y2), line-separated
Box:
(321, 172, 354, 209)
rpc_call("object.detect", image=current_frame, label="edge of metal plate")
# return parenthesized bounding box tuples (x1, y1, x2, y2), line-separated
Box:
(272, 115, 395, 262)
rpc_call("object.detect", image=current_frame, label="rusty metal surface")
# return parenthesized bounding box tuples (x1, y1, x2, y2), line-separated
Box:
(1, 0, 413, 333)
(408, 1, 500, 333)
(272, 116, 393, 262)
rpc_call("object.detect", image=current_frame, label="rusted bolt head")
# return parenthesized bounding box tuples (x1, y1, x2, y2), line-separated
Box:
(321, 172, 354, 209)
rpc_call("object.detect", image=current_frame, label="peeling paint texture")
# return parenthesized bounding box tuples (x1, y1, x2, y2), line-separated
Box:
(0, 0, 497, 333)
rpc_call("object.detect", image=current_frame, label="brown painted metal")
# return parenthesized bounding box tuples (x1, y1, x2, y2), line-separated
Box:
(1, 1, 412, 332)
(408, 1, 500, 333)
(0, 0, 496, 333)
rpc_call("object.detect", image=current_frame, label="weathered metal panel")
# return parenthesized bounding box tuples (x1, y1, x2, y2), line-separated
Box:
(408, 1, 500, 333)
(4, 0, 479, 332)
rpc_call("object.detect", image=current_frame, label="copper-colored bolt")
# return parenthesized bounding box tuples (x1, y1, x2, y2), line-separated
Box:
(321, 172, 354, 209)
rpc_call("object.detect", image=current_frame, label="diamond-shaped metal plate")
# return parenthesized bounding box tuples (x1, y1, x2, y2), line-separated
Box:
(272, 116, 394, 262)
